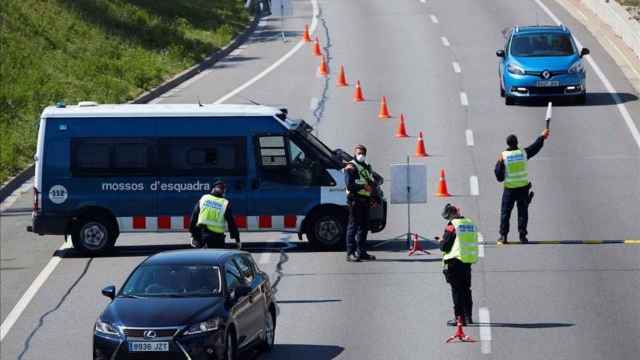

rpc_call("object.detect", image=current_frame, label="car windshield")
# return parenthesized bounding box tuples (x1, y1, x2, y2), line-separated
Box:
(121, 264, 222, 297)
(510, 33, 575, 57)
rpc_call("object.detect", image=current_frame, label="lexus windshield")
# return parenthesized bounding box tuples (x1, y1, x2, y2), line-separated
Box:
(510, 33, 576, 57)
(121, 264, 222, 297)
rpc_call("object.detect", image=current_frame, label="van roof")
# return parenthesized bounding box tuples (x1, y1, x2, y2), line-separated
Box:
(41, 103, 283, 118)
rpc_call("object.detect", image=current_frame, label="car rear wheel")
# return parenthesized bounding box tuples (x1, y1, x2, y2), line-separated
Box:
(259, 312, 276, 352)
(224, 330, 237, 360)
(306, 211, 346, 250)
(71, 217, 116, 255)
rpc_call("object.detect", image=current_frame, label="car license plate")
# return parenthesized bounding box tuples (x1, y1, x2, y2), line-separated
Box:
(128, 342, 169, 352)
(537, 80, 559, 87)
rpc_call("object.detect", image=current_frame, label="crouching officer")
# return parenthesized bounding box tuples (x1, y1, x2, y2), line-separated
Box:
(438, 204, 478, 326)
(189, 180, 241, 249)
(344, 144, 378, 262)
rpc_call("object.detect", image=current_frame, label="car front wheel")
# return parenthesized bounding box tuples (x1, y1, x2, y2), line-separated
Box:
(259, 313, 276, 352)
(505, 96, 515, 105)
(224, 330, 237, 360)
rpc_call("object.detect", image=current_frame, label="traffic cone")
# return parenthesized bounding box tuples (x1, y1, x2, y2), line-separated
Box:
(378, 96, 391, 118)
(436, 168, 451, 197)
(337, 65, 348, 87)
(408, 233, 430, 256)
(302, 24, 311, 42)
(395, 114, 409, 137)
(353, 80, 365, 102)
(446, 316, 475, 343)
(313, 37, 322, 56)
(415, 131, 428, 157)
(318, 56, 329, 76)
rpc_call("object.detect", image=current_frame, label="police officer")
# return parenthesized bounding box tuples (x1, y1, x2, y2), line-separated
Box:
(344, 144, 378, 262)
(438, 204, 478, 326)
(189, 180, 241, 249)
(495, 129, 549, 244)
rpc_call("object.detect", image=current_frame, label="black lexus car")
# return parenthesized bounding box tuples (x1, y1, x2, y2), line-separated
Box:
(93, 249, 278, 360)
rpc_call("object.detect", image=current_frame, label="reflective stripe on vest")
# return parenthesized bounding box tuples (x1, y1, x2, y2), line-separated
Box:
(346, 160, 373, 197)
(502, 148, 529, 189)
(197, 195, 228, 234)
(442, 218, 479, 264)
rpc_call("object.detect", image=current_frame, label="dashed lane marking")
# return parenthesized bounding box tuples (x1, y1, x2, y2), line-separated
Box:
(460, 91, 469, 106)
(479, 307, 492, 354)
(624, 240, 640, 244)
(492, 240, 640, 245)
(452, 61, 462, 73)
(430, 14, 439, 24)
(465, 129, 475, 146)
(469, 176, 479, 196)
(441, 36, 450, 47)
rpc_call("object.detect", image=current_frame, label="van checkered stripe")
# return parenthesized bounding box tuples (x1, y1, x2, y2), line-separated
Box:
(117, 215, 304, 232)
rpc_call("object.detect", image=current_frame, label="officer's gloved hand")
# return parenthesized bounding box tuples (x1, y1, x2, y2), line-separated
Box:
(236, 242, 242, 250)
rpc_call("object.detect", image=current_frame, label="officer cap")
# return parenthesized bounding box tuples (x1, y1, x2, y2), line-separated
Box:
(506, 134, 518, 148)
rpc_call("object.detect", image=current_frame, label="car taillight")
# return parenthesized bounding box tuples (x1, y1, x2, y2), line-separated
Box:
(33, 187, 39, 212)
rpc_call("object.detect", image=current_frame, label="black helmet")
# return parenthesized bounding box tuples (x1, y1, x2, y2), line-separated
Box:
(212, 179, 225, 187)
(441, 203, 459, 220)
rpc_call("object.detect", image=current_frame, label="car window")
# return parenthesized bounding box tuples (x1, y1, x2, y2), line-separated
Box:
(234, 255, 255, 283)
(225, 260, 244, 292)
(510, 33, 575, 57)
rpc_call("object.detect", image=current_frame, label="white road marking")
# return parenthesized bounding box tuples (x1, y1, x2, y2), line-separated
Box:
(465, 129, 474, 146)
(441, 36, 450, 47)
(0, 240, 71, 341)
(460, 91, 469, 106)
(430, 14, 439, 24)
(452, 61, 462, 73)
(575, 9, 588, 22)
(469, 176, 479, 196)
(420, 0, 427, 4)
(214, 0, 320, 104)
(258, 252, 274, 264)
(478, 233, 485, 258)
(479, 307, 492, 354)
(533, 0, 640, 151)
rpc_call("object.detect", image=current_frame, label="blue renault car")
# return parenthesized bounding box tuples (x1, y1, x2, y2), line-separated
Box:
(497, 25, 590, 105)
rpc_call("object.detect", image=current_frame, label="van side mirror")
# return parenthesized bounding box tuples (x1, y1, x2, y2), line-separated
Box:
(496, 50, 505, 58)
(580, 48, 590, 57)
(102, 285, 116, 300)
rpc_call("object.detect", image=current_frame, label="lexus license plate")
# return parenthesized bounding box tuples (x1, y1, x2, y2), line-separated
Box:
(537, 80, 559, 87)
(128, 342, 169, 352)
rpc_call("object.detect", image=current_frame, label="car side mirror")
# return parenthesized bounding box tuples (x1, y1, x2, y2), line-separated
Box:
(580, 48, 590, 57)
(102, 285, 116, 300)
(496, 50, 505, 58)
(234, 285, 252, 299)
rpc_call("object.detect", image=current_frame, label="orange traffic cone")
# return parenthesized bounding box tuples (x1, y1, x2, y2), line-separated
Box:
(313, 37, 322, 56)
(415, 131, 428, 157)
(446, 316, 475, 343)
(337, 65, 348, 87)
(396, 114, 409, 137)
(302, 24, 311, 42)
(378, 96, 391, 118)
(318, 56, 329, 76)
(353, 80, 365, 102)
(436, 168, 451, 197)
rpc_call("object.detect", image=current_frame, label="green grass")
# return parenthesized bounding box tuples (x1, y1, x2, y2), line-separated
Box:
(0, 0, 251, 183)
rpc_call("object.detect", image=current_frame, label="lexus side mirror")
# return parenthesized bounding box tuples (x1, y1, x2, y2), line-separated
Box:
(234, 285, 252, 299)
(101, 285, 116, 300)
(580, 48, 590, 57)
(496, 50, 505, 58)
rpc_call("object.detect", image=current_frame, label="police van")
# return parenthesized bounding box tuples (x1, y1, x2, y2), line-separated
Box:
(27, 102, 387, 254)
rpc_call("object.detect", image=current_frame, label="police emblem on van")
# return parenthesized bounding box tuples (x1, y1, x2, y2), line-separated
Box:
(49, 185, 68, 204)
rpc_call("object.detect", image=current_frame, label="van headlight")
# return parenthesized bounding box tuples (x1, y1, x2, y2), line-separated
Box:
(95, 319, 121, 337)
(507, 63, 525, 75)
(183, 318, 221, 335)
(568, 61, 584, 74)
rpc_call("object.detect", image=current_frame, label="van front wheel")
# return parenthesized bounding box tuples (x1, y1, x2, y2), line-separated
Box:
(71, 217, 115, 255)
(306, 211, 346, 250)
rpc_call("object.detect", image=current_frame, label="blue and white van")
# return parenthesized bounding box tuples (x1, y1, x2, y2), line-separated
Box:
(27, 102, 387, 254)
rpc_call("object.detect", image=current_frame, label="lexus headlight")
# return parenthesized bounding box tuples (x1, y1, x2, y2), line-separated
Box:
(183, 318, 221, 335)
(568, 61, 584, 74)
(507, 63, 525, 75)
(95, 319, 120, 337)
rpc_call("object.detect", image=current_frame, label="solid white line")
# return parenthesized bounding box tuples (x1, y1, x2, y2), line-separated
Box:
(441, 36, 450, 47)
(452, 61, 462, 73)
(214, 0, 320, 104)
(478, 233, 485, 258)
(533, 0, 640, 151)
(0, 240, 71, 341)
(575, 9, 588, 22)
(430, 14, 439, 24)
(479, 307, 492, 354)
(469, 176, 479, 196)
(460, 92, 469, 106)
(465, 129, 475, 146)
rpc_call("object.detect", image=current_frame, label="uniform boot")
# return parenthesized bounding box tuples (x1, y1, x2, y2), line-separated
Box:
(497, 235, 508, 245)
(519, 234, 529, 243)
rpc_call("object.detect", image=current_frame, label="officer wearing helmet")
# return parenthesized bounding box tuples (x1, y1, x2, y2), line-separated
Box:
(438, 204, 478, 326)
(189, 180, 241, 249)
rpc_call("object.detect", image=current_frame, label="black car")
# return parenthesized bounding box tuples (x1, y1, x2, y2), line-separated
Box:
(93, 249, 278, 360)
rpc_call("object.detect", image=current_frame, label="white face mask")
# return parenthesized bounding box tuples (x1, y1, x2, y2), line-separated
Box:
(355, 154, 366, 163)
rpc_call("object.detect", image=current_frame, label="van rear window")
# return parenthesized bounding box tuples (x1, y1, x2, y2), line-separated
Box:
(71, 139, 152, 176)
(158, 137, 246, 176)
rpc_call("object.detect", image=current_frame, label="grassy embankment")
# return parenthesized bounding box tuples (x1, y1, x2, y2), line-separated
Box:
(0, 0, 251, 183)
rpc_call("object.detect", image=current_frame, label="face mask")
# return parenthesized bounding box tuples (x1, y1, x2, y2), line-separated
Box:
(355, 154, 366, 163)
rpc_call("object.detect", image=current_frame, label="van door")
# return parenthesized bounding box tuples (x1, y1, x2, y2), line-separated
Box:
(154, 136, 248, 232)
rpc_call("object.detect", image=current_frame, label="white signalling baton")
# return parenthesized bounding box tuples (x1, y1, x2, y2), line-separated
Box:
(545, 101, 552, 130)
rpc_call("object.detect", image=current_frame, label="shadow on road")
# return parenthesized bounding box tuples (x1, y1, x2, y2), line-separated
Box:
(245, 344, 345, 360)
(516, 92, 638, 107)
(456, 322, 575, 329)
(277, 299, 342, 304)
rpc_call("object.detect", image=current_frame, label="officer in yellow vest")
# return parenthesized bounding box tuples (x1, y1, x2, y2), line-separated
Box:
(438, 204, 478, 326)
(495, 129, 549, 244)
(189, 180, 240, 249)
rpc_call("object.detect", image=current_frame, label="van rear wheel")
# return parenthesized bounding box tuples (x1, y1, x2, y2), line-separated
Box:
(306, 211, 346, 250)
(71, 217, 116, 255)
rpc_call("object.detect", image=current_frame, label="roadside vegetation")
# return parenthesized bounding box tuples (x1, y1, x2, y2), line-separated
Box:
(617, 0, 640, 21)
(0, 0, 251, 183)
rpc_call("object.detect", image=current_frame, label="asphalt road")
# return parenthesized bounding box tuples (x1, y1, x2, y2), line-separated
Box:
(2, 0, 639, 359)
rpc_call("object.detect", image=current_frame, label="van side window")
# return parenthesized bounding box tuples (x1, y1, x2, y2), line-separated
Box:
(258, 136, 287, 167)
(158, 137, 246, 176)
(71, 138, 152, 176)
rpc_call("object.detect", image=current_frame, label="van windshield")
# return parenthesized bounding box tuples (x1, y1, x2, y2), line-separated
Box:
(296, 129, 335, 162)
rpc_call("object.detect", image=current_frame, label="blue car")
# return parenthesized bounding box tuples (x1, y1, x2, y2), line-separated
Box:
(497, 25, 590, 105)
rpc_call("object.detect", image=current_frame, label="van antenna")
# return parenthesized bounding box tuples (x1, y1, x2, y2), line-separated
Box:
(197, 97, 203, 107)
(238, 95, 262, 106)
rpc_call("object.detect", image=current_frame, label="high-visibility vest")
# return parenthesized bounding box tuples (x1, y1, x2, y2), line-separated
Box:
(346, 160, 373, 197)
(442, 218, 479, 264)
(502, 148, 529, 189)
(196, 194, 228, 234)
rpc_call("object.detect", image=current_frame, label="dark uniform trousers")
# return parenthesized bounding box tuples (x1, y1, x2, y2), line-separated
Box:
(198, 227, 226, 249)
(346, 197, 370, 255)
(444, 259, 472, 318)
(499, 185, 529, 237)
